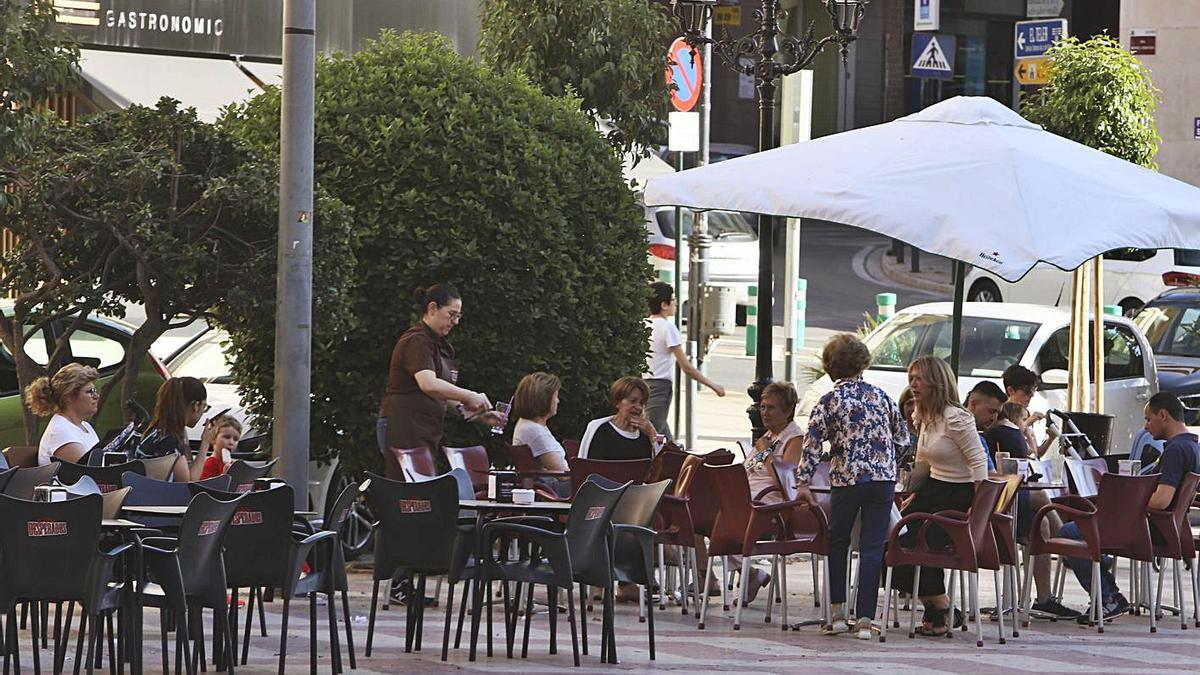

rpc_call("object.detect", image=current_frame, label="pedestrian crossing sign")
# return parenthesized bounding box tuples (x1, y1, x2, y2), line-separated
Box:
(911, 33, 956, 80)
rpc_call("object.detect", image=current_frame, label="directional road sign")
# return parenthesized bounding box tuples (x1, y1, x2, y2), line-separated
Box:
(1015, 57, 1049, 86)
(911, 33, 955, 80)
(1015, 19, 1067, 59)
(667, 37, 703, 112)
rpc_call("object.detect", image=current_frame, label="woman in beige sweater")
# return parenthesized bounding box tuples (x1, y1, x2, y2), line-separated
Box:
(889, 355, 988, 636)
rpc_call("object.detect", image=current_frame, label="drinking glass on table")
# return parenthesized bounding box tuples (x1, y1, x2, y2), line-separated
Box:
(490, 401, 511, 435)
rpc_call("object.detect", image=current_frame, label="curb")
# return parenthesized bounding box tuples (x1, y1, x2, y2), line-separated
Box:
(879, 251, 955, 294)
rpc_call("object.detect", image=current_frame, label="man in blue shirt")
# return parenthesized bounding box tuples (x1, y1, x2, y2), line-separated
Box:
(1063, 392, 1200, 623)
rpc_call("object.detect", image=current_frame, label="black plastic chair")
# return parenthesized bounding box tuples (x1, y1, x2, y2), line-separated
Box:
(139, 492, 245, 675)
(225, 459, 278, 493)
(319, 479, 369, 671)
(3, 463, 61, 500)
(363, 472, 464, 658)
(57, 460, 146, 494)
(0, 467, 17, 495)
(471, 478, 630, 666)
(0, 493, 131, 675)
(121, 473, 234, 506)
(186, 483, 340, 673)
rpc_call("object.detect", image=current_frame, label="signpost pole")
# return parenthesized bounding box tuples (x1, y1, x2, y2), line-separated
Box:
(273, 0, 315, 510)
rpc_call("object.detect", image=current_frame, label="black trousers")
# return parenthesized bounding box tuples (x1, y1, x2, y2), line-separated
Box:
(889, 478, 976, 597)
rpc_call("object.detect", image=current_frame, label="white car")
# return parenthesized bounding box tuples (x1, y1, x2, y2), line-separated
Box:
(964, 248, 1200, 315)
(799, 302, 1158, 452)
(646, 206, 760, 323)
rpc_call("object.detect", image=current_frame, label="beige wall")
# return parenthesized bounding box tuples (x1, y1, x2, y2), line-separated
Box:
(1120, 0, 1200, 185)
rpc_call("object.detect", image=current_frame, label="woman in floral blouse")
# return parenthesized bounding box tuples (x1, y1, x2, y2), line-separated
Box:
(798, 334, 908, 640)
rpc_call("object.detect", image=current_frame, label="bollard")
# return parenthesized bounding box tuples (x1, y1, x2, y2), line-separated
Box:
(745, 285, 758, 357)
(876, 292, 897, 322)
(910, 246, 921, 273)
(1102, 304, 1122, 316)
(658, 269, 674, 283)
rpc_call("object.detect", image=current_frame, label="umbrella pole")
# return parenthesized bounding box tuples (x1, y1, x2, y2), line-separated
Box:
(950, 260, 966, 377)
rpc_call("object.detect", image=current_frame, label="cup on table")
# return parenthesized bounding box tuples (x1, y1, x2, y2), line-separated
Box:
(1118, 459, 1141, 476)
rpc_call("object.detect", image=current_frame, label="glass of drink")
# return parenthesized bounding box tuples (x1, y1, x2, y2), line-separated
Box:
(491, 401, 511, 435)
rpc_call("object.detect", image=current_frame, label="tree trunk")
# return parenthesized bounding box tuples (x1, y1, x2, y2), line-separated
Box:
(0, 310, 46, 444)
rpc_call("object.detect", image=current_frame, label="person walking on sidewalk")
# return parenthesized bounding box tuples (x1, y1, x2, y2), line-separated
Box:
(643, 281, 725, 442)
(798, 334, 908, 640)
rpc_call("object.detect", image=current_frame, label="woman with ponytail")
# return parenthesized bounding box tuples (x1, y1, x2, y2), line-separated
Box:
(136, 376, 219, 481)
(25, 363, 102, 465)
(377, 283, 502, 480)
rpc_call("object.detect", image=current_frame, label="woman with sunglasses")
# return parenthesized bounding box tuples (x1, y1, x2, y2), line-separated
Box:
(377, 283, 501, 480)
(137, 376, 219, 481)
(25, 363, 103, 465)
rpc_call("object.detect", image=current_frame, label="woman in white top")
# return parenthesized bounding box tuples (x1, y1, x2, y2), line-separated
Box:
(24, 363, 103, 465)
(643, 282, 725, 442)
(889, 355, 988, 637)
(511, 372, 571, 497)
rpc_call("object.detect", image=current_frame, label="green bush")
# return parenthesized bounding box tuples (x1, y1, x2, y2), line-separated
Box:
(221, 31, 651, 473)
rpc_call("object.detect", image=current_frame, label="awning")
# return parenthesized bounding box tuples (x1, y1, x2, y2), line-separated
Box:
(77, 49, 269, 122)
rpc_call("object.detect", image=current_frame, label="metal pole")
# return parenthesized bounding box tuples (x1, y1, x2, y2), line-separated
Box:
(1092, 257, 1104, 413)
(949, 261, 966, 378)
(673, 152, 684, 440)
(273, 0, 315, 511)
(685, 21, 713, 452)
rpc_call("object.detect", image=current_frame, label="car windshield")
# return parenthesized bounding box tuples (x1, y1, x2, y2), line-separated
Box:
(655, 210, 757, 241)
(865, 314, 1040, 377)
(169, 334, 234, 383)
(1134, 303, 1200, 357)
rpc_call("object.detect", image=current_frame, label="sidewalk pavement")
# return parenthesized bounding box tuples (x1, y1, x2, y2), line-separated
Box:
(880, 244, 956, 294)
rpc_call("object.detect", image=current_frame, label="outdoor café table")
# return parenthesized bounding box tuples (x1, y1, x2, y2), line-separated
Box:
(122, 505, 319, 518)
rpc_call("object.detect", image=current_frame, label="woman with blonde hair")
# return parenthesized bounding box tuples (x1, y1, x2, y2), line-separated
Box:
(24, 363, 102, 465)
(889, 355, 988, 637)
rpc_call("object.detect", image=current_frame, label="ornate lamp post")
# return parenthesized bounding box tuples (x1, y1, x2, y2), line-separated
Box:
(670, 0, 869, 439)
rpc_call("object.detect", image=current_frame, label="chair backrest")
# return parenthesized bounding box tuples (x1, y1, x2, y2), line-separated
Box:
(565, 478, 630, 586)
(1065, 458, 1101, 498)
(122, 472, 233, 506)
(682, 459, 723, 536)
(701, 463, 755, 556)
(508, 443, 541, 474)
(646, 447, 688, 483)
(2, 446, 39, 469)
(1159, 471, 1200, 553)
(443, 445, 490, 488)
(406, 467, 476, 501)
(674, 454, 704, 497)
(1093, 473, 1159, 560)
(0, 468, 16, 496)
(365, 471, 460, 579)
(226, 458, 277, 492)
(994, 475, 1023, 514)
(967, 479, 1007, 555)
(562, 439, 581, 461)
(61, 476, 101, 497)
(174, 492, 246, 605)
(0, 493, 103, 603)
(191, 484, 297, 588)
(142, 454, 181, 481)
(700, 447, 735, 466)
(101, 487, 132, 520)
(3, 464, 61, 500)
(56, 460, 146, 495)
(569, 458, 650, 496)
(389, 447, 436, 481)
(611, 479, 671, 528)
(771, 459, 800, 501)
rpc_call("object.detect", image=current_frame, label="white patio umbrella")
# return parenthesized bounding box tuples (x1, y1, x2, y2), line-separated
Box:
(644, 96, 1200, 404)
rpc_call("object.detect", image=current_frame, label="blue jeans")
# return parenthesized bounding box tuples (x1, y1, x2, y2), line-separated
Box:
(1059, 521, 1119, 604)
(828, 481, 895, 620)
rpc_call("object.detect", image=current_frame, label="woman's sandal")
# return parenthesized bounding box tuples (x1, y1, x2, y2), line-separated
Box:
(914, 605, 952, 637)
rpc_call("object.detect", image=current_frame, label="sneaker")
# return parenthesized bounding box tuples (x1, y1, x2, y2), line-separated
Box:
(1076, 594, 1130, 624)
(1032, 599, 1082, 620)
(822, 616, 849, 635)
(854, 618, 874, 640)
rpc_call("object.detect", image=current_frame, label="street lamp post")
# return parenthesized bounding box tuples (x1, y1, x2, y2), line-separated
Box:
(670, 0, 868, 439)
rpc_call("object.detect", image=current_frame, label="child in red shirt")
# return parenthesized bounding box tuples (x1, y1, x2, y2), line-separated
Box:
(198, 415, 242, 480)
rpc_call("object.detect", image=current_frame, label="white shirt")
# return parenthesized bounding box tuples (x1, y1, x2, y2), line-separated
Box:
(38, 414, 100, 466)
(512, 418, 566, 461)
(577, 416, 640, 459)
(643, 316, 682, 381)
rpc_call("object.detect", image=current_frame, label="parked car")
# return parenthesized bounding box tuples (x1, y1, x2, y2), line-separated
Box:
(799, 302, 1158, 453)
(646, 206, 760, 323)
(0, 303, 167, 448)
(1132, 286, 1200, 423)
(963, 248, 1200, 315)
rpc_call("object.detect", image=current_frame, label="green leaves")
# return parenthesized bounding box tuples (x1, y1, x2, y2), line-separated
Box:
(221, 31, 650, 474)
(1022, 35, 1161, 169)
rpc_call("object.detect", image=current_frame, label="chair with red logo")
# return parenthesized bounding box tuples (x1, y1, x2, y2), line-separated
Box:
(364, 472, 465, 659)
(224, 459, 278, 493)
(56, 459, 146, 495)
(186, 483, 341, 671)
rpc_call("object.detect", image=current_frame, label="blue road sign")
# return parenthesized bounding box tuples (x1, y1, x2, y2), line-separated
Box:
(1015, 19, 1067, 59)
(911, 33, 956, 80)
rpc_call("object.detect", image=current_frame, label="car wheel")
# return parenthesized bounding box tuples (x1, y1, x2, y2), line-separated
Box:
(328, 468, 374, 561)
(968, 279, 1002, 303)
(1119, 298, 1143, 317)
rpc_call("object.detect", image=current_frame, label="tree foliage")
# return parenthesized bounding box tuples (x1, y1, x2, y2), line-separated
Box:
(1022, 35, 1160, 168)
(478, 0, 672, 156)
(222, 31, 650, 474)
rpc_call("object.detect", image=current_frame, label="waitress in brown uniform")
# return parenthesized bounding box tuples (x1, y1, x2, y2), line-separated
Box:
(377, 283, 498, 480)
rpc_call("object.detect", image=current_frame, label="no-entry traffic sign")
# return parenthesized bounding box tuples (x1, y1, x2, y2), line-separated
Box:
(667, 37, 703, 112)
